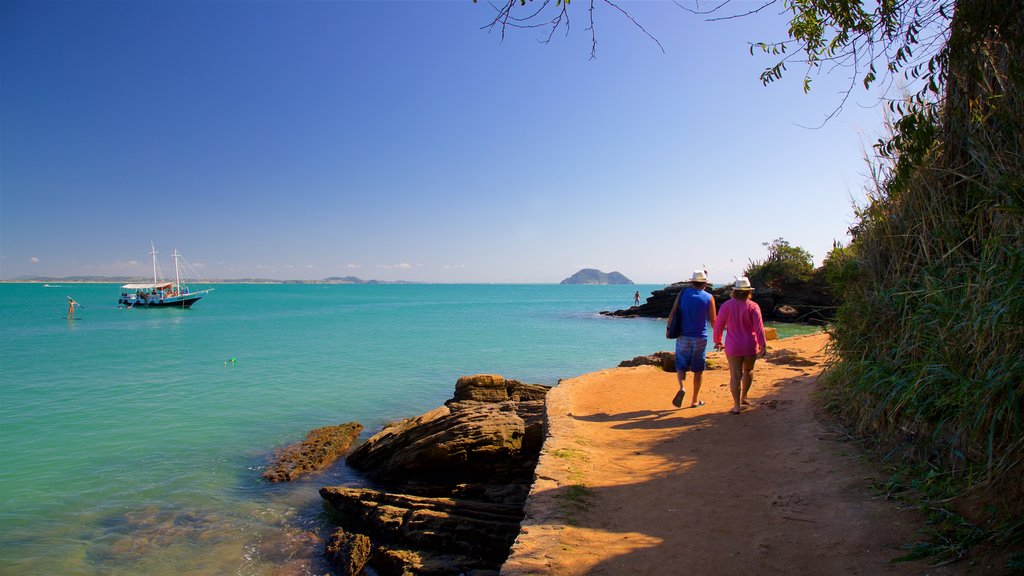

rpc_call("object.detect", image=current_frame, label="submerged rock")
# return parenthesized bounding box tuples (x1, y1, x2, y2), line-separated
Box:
(263, 422, 364, 482)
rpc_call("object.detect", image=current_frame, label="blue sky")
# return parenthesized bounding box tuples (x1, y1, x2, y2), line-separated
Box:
(1, 0, 885, 284)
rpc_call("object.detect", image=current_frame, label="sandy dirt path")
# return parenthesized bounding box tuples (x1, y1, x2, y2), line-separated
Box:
(502, 333, 997, 575)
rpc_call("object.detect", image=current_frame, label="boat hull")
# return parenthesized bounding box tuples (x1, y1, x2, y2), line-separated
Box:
(119, 295, 204, 309)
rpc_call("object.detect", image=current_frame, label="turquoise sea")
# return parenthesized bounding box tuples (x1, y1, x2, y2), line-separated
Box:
(0, 283, 816, 574)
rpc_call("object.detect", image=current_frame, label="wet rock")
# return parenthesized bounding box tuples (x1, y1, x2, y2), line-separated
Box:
(324, 528, 371, 576)
(263, 422, 364, 482)
(255, 528, 321, 566)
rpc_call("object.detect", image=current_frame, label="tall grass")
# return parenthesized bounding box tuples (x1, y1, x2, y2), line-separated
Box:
(823, 17, 1024, 516)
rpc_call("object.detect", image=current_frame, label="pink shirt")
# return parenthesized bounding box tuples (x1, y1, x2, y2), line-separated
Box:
(713, 298, 767, 357)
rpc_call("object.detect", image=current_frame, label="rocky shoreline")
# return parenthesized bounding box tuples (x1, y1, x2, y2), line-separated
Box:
(270, 374, 551, 575)
(601, 281, 834, 324)
(260, 278, 829, 575)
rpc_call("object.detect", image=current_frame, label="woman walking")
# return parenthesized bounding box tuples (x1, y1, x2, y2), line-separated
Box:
(713, 277, 767, 414)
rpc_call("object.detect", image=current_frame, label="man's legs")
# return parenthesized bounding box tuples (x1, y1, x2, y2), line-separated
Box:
(672, 369, 687, 407)
(689, 339, 708, 407)
(690, 371, 703, 406)
(673, 337, 695, 408)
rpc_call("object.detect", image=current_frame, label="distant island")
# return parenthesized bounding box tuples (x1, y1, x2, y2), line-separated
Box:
(560, 269, 634, 285)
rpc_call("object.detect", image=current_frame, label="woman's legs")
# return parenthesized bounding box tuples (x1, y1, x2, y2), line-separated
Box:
(740, 356, 756, 405)
(726, 355, 744, 413)
(727, 355, 757, 412)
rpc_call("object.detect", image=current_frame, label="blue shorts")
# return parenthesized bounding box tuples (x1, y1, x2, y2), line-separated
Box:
(675, 336, 708, 372)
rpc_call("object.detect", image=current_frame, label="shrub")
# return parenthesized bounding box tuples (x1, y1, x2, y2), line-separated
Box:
(744, 238, 814, 288)
(819, 242, 858, 294)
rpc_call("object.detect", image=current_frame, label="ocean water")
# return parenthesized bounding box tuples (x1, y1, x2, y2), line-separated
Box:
(0, 283, 816, 574)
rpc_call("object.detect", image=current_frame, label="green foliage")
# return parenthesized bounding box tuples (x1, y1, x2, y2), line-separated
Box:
(892, 507, 989, 565)
(754, 0, 951, 110)
(822, 7, 1024, 525)
(819, 242, 858, 294)
(863, 455, 1024, 566)
(743, 238, 814, 288)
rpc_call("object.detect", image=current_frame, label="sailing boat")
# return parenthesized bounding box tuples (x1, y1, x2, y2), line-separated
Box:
(118, 244, 213, 308)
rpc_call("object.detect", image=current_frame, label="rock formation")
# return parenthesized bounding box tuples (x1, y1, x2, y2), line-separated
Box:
(262, 422, 364, 482)
(618, 351, 725, 371)
(323, 528, 372, 576)
(603, 282, 688, 318)
(601, 281, 834, 324)
(320, 374, 550, 575)
(618, 351, 676, 371)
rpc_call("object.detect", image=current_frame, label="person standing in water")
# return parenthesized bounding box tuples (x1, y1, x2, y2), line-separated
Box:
(666, 270, 717, 408)
(67, 296, 81, 319)
(713, 277, 767, 414)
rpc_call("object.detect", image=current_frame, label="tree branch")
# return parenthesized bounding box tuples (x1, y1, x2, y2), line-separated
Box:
(602, 0, 665, 54)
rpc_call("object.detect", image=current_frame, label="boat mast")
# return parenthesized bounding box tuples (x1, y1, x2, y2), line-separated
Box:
(173, 248, 181, 289)
(150, 242, 158, 284)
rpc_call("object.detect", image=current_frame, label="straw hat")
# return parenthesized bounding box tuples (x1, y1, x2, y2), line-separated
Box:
(689, 269, 708, 283)
(733, 276, 754, 291)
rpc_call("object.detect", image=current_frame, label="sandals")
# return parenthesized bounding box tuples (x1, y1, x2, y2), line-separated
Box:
(671, 389, 685, 408)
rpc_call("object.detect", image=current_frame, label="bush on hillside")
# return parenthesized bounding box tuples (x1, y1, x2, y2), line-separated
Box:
(818, 243, 858, 293)
(743, 238, 814, 288)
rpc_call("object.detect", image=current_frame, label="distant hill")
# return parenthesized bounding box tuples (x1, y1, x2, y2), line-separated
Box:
(322, 277, 420, 285)
(560, 269, 634, 285)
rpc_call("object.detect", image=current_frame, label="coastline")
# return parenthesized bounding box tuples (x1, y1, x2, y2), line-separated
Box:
(501, 332, 990, 575)
(1, 283, 677, 575)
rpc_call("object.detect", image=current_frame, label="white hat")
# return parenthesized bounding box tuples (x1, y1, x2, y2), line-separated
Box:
(689, 269, 707, 283)
(733, 276, 754, 290)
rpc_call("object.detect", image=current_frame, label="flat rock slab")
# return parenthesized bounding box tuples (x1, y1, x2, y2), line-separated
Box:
(263, 422, 364, 482)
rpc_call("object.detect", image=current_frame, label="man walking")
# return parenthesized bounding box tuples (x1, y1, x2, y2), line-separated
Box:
(666, 270, 717, 408)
